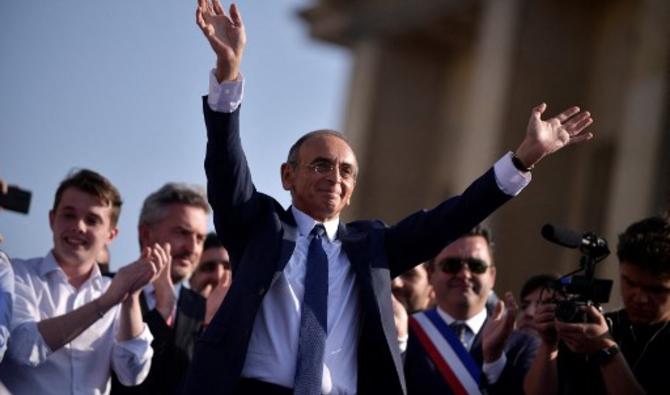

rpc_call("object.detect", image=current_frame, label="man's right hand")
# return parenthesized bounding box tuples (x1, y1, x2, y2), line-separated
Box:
(196, 0, 246, 82)
(100, 246, 167, 311)
(534, 302, 559, 349)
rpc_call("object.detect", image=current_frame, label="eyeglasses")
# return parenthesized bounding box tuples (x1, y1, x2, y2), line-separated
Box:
(302, 161, 356, 180)
(437, 257, 490, 274)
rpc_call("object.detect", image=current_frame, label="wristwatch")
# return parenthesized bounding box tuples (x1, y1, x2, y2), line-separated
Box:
(511, 152, 534, 172)
(591, 344, 620, 365)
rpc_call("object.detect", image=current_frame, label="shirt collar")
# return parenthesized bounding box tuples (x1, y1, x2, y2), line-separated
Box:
(290, 206, 339, 242)
(436, 305, 488, 335)
(41, 250, 104, 290)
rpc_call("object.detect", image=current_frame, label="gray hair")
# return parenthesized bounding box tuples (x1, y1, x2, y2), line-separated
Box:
(139, 183, 210, 228)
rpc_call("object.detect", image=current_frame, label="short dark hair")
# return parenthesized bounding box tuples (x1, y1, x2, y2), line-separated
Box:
(617, 216, 670, 277)
(286, 130, 354, 166)
(520, 274, 559, 300)
(428, 224, 494, 268)
(53, 169, 123, 227)
(203, 232, 223, 251)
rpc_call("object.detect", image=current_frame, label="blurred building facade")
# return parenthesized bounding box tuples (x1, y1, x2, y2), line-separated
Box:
(301, 0, 670, 307)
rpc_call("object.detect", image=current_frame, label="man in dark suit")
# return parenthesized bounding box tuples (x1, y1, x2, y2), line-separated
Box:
(404, 226, 538, 395)
(113, 183, 210, 395)
(185, 2, 595, 394)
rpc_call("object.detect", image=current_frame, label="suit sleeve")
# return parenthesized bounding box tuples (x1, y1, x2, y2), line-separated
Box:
(203, 98, 260, 268)
(385, 168, 511, 278)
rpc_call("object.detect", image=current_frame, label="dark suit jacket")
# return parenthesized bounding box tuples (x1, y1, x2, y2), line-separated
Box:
(404, 308, 539, 395)
(182, 100, 513, 395)
(113, 286, 205, 395)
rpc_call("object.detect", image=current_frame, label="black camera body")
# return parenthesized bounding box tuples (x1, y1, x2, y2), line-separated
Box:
(541, 225, 613, 323)
(555, 299, 590, 323)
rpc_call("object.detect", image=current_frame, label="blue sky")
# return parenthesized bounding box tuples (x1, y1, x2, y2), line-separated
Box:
(0, 0, 351, 270)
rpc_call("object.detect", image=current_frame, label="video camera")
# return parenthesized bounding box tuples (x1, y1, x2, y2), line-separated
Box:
(540, 224, 613, 323)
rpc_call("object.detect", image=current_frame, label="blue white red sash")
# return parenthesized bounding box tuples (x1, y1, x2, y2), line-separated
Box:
(409, 309, 482, 395)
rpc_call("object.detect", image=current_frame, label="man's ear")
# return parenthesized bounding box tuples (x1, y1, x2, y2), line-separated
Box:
(281, 163, 294, 191)
(49, 210, 55, 231)
(107, 227, 119, 243)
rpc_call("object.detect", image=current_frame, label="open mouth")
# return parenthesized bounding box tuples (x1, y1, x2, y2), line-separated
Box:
(63, 235, 87, 249)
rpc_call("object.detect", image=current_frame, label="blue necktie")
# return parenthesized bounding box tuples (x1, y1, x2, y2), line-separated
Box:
(450, 322, 469, 349)
(294, 225, 329, 395)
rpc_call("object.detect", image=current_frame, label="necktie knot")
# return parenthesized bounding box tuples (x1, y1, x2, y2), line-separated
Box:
(450, 322, 469, 349)
(311, 224, 326, 238)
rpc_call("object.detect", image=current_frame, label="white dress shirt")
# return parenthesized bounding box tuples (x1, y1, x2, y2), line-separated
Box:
(208, 70, 530, 394)
(436, 306, 507, 384)
(241, 207, 360, 395)
(0, 250, 13, 362)
(1, 252, 154, 395)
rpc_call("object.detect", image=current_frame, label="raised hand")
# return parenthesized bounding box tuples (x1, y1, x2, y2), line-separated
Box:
(482, 291, 518, 362)
(196, 0, 246, 82)
(515, 103, 594, 169)
(151, 243, 178, 322)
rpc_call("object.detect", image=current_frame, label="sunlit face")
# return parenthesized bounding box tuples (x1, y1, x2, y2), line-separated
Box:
(190, 246, 231, 298)
(620, 262, 670, 325)
(392, 264, 434, 314)
(429, 236, 496, 320)
(49, 187, 118, 269)
(281, 135, 357, 222)
(140, 204, 208, 284)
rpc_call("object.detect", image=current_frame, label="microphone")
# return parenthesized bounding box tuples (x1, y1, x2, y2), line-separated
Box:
(541, 224, 582, 248)
(541, 224, 610, 258)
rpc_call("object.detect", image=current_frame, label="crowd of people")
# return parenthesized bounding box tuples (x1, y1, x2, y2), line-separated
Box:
(1, 1, 669, 394)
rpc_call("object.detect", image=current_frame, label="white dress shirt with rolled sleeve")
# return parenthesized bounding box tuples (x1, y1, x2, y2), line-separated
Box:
(0, 252, 153, 395)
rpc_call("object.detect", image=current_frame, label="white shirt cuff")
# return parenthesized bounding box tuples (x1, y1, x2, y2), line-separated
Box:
(112, 323, 154, 386)
(8, 321, 52, 367)
(208, 69, 244, 113)
(493, 152, 532, 196)
(482, 351, 507, 384)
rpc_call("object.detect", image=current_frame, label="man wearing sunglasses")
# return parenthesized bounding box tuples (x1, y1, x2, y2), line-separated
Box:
(404, 226, 539, 395)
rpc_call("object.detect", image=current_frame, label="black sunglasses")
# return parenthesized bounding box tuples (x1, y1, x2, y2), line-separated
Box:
(437, 257, 490, 274)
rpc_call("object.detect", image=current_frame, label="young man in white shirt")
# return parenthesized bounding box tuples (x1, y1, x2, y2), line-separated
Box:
(0, 169, 167, 395)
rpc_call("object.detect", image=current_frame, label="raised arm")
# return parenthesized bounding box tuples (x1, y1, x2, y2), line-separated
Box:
(386, 103, 594, 275)
(197, 1, 259, 261)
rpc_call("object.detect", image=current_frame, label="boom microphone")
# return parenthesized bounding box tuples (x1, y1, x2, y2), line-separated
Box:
(541, 224, 582, 248)
(541, 224, 610, 259)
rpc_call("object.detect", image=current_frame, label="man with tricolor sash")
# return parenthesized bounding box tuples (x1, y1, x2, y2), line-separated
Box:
(405, 226, 538, 395)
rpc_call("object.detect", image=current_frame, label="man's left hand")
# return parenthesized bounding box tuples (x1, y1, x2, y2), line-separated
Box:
(482, 291, 518, 362)
(514, 103, 594, 169)
(555, 305, 615, 354)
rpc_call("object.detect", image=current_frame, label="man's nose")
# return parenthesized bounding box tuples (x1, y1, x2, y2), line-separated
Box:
(75, 218, 87, 233)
